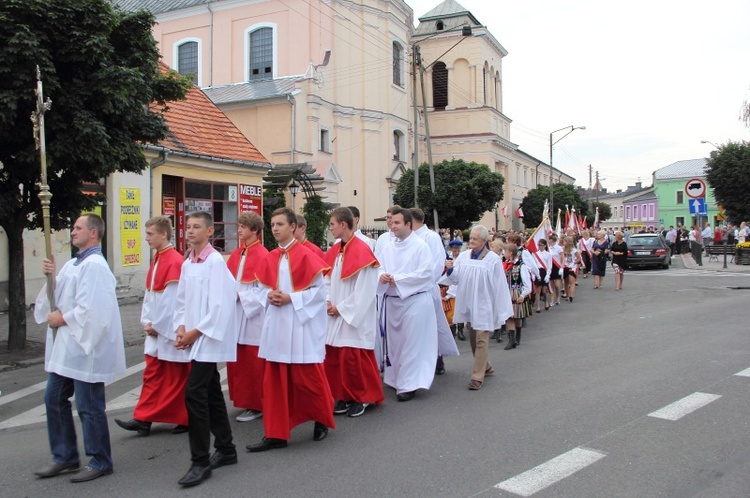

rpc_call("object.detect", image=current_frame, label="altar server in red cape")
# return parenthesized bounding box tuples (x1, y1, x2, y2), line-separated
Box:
(116, 217, 190, 436)
(294, 213, 326, 259)
(247, 208, 335, 452)
(226, 212, 269, 423)
(323, 208, 384, 418)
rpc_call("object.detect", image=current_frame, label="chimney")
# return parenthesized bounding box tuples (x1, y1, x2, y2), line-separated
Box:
(616, 189, 622, 194)
(636, 181, 642, 189)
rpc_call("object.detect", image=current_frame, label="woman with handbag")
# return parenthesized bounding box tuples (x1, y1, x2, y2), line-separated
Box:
(591, 230, 610, 289)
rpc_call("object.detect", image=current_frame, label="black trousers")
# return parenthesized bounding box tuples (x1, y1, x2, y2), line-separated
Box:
(185, 361, 235, 465)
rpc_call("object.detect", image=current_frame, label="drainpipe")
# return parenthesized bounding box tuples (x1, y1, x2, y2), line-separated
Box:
(207, 2, 214, 87)
(287, 94, 296, 163)
(149, 149, 170, 218)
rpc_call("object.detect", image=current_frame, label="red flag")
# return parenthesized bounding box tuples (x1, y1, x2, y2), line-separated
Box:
(515, 207, 524, 218)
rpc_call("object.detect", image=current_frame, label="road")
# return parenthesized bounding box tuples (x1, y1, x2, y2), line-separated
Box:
(1, 265, 750, 497)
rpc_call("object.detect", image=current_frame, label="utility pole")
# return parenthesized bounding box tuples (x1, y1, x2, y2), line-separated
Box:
(595, 170, 600, 204)
(412, 45, 420, 208)
(588, 164, 593, 213)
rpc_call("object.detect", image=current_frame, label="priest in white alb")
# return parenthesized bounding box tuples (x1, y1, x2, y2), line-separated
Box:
(441, 225, 513, 390)
(377, 206, 438, 402)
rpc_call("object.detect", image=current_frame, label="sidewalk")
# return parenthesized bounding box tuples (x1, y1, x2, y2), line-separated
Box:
(679, 252, 750, 273)
(0, 298, 146, 370)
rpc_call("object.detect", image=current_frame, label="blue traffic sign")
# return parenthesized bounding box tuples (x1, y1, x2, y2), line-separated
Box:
(689, 197, 707, 215)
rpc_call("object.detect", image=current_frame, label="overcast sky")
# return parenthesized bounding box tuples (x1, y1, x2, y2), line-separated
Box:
(408, 0, 750, 191)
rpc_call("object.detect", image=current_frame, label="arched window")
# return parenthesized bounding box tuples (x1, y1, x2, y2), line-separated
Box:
(392, 42, 403, 86)
(393, 130, 404, 161)
(248, 27, 273, 81)
(175, 39, 200, 85)
(432, 62, 448, 110)
(436, 21, 444, 31)
(523, 169, 528, 187)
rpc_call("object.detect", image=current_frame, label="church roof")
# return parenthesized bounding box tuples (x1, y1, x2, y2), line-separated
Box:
(202, 76, 301, 105)
(654, 158, 708, 180)
(111, 0, 212, 15)
(418, 0, 477, 23)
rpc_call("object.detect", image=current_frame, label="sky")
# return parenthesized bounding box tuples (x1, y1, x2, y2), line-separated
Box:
(407, 0, 750, 191)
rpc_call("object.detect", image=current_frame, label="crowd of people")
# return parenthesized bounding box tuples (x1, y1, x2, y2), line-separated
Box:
(33, 206, 633, 488)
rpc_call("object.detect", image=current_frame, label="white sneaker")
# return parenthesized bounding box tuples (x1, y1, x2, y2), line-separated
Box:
(236, 409, 263, 422)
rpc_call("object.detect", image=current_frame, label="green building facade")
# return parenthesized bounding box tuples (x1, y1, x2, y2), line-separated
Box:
(653, 158, 717, 229)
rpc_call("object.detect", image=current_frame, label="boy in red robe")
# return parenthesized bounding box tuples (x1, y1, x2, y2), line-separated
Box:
(294, 213, 326, 258)
(116, 216, 190, 436)
(226, 211, 269, 423)
(246, 208, 335, 452)
(323, 208, 384, 418)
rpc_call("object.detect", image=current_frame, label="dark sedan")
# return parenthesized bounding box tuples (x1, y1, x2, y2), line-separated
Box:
(627, 233, 671, 269)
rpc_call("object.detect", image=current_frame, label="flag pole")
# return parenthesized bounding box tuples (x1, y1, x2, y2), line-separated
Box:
(32, 65, 56, 341)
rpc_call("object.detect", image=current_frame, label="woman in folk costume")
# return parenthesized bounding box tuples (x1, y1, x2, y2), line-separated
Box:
(503, 244, 533, 350)
(562, 237, 582, 302)
(533, 238, 553, 312)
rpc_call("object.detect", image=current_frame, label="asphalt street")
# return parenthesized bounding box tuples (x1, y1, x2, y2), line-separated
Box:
(1, 260, 750, 497)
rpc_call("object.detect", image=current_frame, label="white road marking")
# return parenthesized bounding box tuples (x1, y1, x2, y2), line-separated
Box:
(648, 392, 722, 421)
(734, 367, 750, 377)
(494, 447, 606, 497)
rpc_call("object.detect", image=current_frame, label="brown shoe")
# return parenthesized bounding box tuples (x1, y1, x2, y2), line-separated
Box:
(468, 379, 483, 390)
(484, 367, 495, 376)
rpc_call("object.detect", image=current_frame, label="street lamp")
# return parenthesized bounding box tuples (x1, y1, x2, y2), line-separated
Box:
(412, 24, 474, 231)
(289, 179, 299, 211)
(549, 125, 586, 218)
(701, 140, 719, 148)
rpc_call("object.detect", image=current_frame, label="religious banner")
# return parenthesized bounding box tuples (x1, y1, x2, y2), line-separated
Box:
(120, 187, 141, 266)
(239, 184, 263, 215)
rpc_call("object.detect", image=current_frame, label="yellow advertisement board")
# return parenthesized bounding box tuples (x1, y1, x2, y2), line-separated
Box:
(120, 188, 141, 266)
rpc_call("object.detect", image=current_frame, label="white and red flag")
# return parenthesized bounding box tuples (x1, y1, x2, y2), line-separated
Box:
(501, 204, 509, 218)
(515, 207, 524, 218)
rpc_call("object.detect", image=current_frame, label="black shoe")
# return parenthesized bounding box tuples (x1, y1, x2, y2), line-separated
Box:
(504, 330, 516, 350)
(333, 400, 350, 415)
(396, 391, 416, 402)
(435, 356, 445, 375)
(69, 465, 113, 483)
(208, 451, 237, 469)
(246, 437, 288, 452)
(171, 425, 189, 434)
(115, 418, 151, 436)
(34, 461, 80, 478)
(347, 402, 368, 418)
(457, 328, 466, 341)
(516, 328, 522, 346)
(177, 465, 211, 487)
(313, 422, 329, 441)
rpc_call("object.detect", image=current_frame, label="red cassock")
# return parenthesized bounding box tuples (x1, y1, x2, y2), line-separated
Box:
(256, 240, 335, 440)
(302, 238, 326, 260)
(323, 236, 384, 406)
(226, 240, 269, 412)
(133, 246, 190, 426)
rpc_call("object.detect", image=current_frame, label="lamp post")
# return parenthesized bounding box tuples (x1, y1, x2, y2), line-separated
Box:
(700, 140, 719, 149)
(549, 125, 586, 221)
(412, 24, 474, 230)
(289, 179, 299, 212)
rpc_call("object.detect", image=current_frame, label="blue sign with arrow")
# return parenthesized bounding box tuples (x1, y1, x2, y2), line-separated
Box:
(689, 197, 707, 215)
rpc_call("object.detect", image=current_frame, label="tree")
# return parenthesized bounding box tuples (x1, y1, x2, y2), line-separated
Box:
(392, 159, 504, 232)
(587, 202, 612, 227)
(261, 186, 285, 251)
(519, 184, 589, 229)
(706, 141, 750, 223)
(302, 194, 329, 248)
(0, 0, 191, 349)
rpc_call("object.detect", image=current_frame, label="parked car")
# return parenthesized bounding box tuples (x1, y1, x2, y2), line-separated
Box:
(627, 233, 671, 269)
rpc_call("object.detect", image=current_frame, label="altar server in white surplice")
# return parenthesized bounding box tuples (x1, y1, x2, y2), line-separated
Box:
(33, 214, 125, 483)
(441, 225, 513, 391)
(377, 206, 438, 402)
(410, 208, 460, 376)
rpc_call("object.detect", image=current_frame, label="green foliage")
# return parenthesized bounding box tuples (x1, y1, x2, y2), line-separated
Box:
(0, 0, 191, 231)
(392, 159, 504, 231)
(262, 186, 285, 250)
(302, 194, 329, 248)
(520, 183, 589, 228)
(588, 201, 612, 226)
(706, 141, 750, 223)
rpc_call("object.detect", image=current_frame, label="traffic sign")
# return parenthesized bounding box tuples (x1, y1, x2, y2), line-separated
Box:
(688, 197, 707, 215)
(685, 178, 706, 199)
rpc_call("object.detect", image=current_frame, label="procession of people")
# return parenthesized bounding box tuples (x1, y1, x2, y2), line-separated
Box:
(33, 205, 621, 487)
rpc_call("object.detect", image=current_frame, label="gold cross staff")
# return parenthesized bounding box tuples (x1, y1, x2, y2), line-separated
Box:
(31, 65, 57, 340)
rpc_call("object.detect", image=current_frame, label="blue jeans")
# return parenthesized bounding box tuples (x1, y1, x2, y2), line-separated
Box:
(44, 372, 113, 471)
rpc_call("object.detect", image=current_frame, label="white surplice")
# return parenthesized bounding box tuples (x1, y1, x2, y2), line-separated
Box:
(377, 232, 438, 393)
(354, 229, 377, 251)
(34, 254, 126, 384)
(439, 249, 513, 332)
(414, 225, 460, 357)
(257, 256, 328, 364)
(141, 278, 189, 363)
(173, 252, 238, 362)
(233, 250, 266, 347)
(375, 230, 395, 261)
(325, 252, 379, 349)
